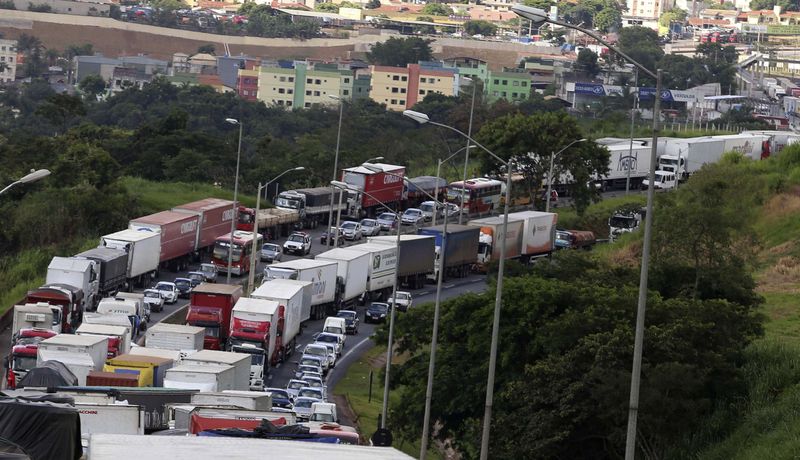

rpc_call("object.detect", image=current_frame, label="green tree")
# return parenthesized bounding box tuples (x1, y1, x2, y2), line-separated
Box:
(78, 75, 107, 100)
(367, 36, 434, 67)
(197, 44, 215, 55)
(463, 20, 497, 36)
(476, 111, 609, 213)
(659, 7, 687, 27)
(594, 6, 621, 32)
(315, 2, 338, 12)
(617, 26, 663, 81)
(749, 0, 797, 11)
(35, 93, 86, 134)
(420, 2, 452, 16)
(576, 48, 600, 77)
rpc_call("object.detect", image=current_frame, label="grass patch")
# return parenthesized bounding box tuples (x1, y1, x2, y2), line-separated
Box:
(120, 176, 258, 214)
(333, 345, 443, 459)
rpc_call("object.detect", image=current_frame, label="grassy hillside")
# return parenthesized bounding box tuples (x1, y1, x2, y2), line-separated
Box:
(120, 177, 258, 213)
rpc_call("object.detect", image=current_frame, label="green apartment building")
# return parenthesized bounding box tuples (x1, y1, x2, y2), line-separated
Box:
(485, 69, 532, 103)
(257, 61, 370, 108)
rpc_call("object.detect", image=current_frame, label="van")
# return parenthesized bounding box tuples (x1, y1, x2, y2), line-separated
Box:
(322, 317, 346, 346)
(96, 298, 144, 334)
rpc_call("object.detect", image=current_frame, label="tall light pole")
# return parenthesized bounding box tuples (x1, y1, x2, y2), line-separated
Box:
(512, 6, 662, 459)
(360, 164, 451, 446)
(402, 110, 512, 460)
(434, 145, 476, 227)
(332, 179, 414, 432)
(459, 76, 477, 225)
(326, 95, 345, 247)
(225, 117, 243, 284)
(626, 66, 639, 195)
(545, 138, 587, 212)
(332, 156, 384, 248)
(247, 167, 305, 294)
(0, 169, 50, 196)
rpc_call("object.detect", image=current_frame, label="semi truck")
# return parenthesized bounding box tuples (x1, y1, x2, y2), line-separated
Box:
(37, 334, 109, 385)
(512, 211, 558, 262)
(129, 210, 201, 271)
(248, 279, 310, 356)
(263, 259, 339, 320)
(227, 297, 280, 390)
(185, 283, 243, 350)
(4, 327, 57, 389)
(237, 206, 300, 237)
(367, 235, 435, 289)
(45, 256, 100, 312)
(75, 247, 128, 300)
(417, 225, 480, 280)
(11, 303, 62, 337)
(340, 163, 406, 218)
(182, 349, 251, 392)
(172, 198, 237, 254)
(145, 323, 205, 355)
(274, 187, 346, 229)
(25, 284, 84, 333)
(164, 363, 236, 392)
(347, 242, 399, 300)
(594, 142, 654, 191)
(76, 323, 131, 358)
(315, 248, 370, 308)
(468, 212, 557, 269)
(100, 229, 161, 289)
(104, 354, 174, 387)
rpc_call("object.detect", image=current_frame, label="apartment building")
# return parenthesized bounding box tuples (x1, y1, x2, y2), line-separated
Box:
(485, 69, 531, 102)
(256, 61, 369, 108)
(0, 39, 17, 84)
(370, 62, 459, 111)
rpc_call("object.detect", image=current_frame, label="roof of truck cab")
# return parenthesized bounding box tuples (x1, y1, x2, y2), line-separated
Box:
(233, 297, 279, 315)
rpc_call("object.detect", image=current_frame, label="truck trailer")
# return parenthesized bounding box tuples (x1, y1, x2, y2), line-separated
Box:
(248, 279, 310, 366)
(263, 259, 338, 319)
(182, 349, 251, 392)
(100, 229, 161, 289)
(145, 323, 205, 355)
(129, 210, 200, 271)
(164, 363, 236, 392)
(417, 225, 480, 280)
(315, 248, 370, 308)
(340, 163, 406, 218)
(367, 235, 435, 289)
(75, 247, 128, 300)
(104, 354, 174, 387)
(172, 198, 237, 253)
(76, 323, 131, 358)
(347, 242, 399, 300)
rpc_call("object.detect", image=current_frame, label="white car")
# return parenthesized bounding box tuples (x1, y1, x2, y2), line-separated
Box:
(315, 342, 337, 368)
(304, 344, 332, 372)
(387, 291, 412, 312)
(154, 281, 178, 304)
(143, 289, 165, 313)
(286, 379, 308, 400)
(315, 332, 342, 356)
(340, 221, 363, 240)
(401, 208, 425, 226)
(283, 232, 311, 255)
(360, 218, 382, 236)
(293, 396, 321, 421)
(419, 201, 441, 221)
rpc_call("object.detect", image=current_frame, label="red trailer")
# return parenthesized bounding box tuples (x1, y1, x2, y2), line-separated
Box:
(341, 163, 405, 217)
(185, 283, 243, 350)
(173, 198, 237, 252)
(26, 284, 84, 333)
(129, 211, 200, 271)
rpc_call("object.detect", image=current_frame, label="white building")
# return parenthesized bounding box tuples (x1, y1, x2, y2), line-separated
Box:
(0, 39, 17, 84)
(624, 0, 674, 28)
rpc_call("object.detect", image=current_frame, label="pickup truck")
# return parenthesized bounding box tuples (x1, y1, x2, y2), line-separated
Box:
(387, 291, 413, 312)
(283, 232, 311, 255)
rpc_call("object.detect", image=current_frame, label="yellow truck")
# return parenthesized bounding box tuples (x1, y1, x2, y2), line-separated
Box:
(103, 354, 173, 387)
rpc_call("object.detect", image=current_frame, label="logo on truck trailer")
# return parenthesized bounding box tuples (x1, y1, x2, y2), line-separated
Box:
(180, 221, 198, 235)
(383, 174, 402, 185)
(222, 209, 236, 222)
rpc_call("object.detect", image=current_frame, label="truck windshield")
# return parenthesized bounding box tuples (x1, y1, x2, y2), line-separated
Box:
(276, 197, 300, 209)
(239, 212, 254, 225)
(609, 216, 637, 228)
(232, 347, 265, 366)
(203, 326, 220, 338)
(13, 355, 37, 372)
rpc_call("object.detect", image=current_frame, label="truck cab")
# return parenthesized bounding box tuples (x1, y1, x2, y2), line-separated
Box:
(4, 328, 57, 389)
(608, 209, 644, 241)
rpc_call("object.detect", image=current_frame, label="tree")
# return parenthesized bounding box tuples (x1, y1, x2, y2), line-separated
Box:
(78, 74, 108, 101)
(365, 0, 380, 9)
(367, 37, 434, 67)
(464, 20, 497, 37)
(576, 48, 600, 77)
(750, 0, 797, 11)
(315, 2, 338, 12)
(659, 7, 687, 28)
(420, 2, 452, 16)
(594, 6, 621, 33)
(197, 44, 215, 55)
(476, 111, 609, 213)
(617, 27, 663, 82)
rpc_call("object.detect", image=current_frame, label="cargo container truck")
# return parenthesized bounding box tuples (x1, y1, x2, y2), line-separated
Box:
(25, 284, 84, 333)
(37, 334, 108, 384)
(145, 323, 205, 355)
(594, 143, 654, 191)
(172, 198, 237, 254)
(35, 350, 95, 385)
(346, 242, 398, 300)
(4, 327, 57, 389)
(182, 349, 251, 392)
(511, 211, 558, 262)
(164, 363, 236, 392)
(555, 229, 597, 250)
(96, 297, 144, 338)
(86, 370, 140, 387)
(191, 391, 272, 411)
(185, 283, 243, 350)
(76, 323, 131, 358)
(367, 235, 435, 289)
(417, 225, 480, 280)
(340, 163, 406, 218)
(11, 303, 62, 337)
(237, 205, 299, 237)
(275, 187, 346, 229)
(227, 297, 278, 390)
(129, 210, 201, 271)
(467, 216, 525, 271)
(104, 354, 174, 387)
(100, 229, 161, 289)
(75, 247, 128, 299)
(315, 248, 370, 308)
(46, 256, 100, 312)
(82, 312, 135, 342)
(263, 259, 339, 319)
(75, 403, 145, 438)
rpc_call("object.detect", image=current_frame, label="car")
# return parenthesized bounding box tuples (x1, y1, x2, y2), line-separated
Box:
(301, 375, 325, 393)
(296, 364, 324, 379)
(376, 212, 398, 231)
(260, 243, 282, 263)
(360, 218, 381, 236)
(387, 291, 412, 312)
(314, 332, 342, 356)
(336, 310, 359, 335)
(187, 271, 205, 288)
(283, 232, 312, 255)
(401, 208, 425, 226)
(292, 396, 321, 421)
(199, 263, 218, 283)
(320, 227, 345, 246)
(315, 342, 337, 368)
(365, 302, 390, 324)
(143, 289, 165, 313)
(174, 278, 192, 299)
(154, 281, 178, 304)
(265, 387, 294, 409)
(300, 371, 324, 382)
(303, 344, 331, 372)
(286, 379, 308, 400)
(298, 386, 325, 402)
(444, 202, 460, 217)
(419, 201, 441, 221)
(339, 221, 363, 240)
(296, 355, 325, 377)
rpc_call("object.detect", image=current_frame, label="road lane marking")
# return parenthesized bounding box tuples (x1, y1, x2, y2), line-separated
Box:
(339, 336, 371, 361)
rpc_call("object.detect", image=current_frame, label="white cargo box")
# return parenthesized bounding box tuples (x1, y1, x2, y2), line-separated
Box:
(164, 363, 235, 392)
(191, 391, 272, 411)
(146, 323, 205, 354)
(75, 403, 145, 437)
(182, 350, 251, 391)
(38, 334, 108, 371)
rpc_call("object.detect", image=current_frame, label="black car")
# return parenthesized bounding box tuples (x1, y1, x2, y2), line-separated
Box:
(365, 302, 389, 324)
(265, 387, 294, 409)
(336, 310, 359, 334)
(174, 277, 192, 298)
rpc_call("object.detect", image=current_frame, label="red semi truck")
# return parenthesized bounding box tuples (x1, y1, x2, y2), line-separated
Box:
(129, 211, 201, 271)
(185, 283, 243, 350)
(341, 163, 405, 218)
(172, 198, 237, 254)
(26, 284, 84, 333)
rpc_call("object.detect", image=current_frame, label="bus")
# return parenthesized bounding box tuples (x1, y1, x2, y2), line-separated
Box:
(211, 230, 263, 276)
(447, 177, 503, 215)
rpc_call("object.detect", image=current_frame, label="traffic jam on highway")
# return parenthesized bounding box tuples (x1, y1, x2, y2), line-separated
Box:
(0, 161, 590, 456)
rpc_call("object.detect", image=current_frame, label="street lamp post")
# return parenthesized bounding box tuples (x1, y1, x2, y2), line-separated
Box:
(330, 179, 412, 432)
(545, 139, 587, 213)
(247, 167, 305, 294)
(433, 145, 476, 227)
(0, 169, 51, 196)
(402, 110, 512, 460)
(459, 77, 477, 225)
(326, 95, 345, 247)
(511, 6, 662, 459)
(225, 117, 244, 284)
